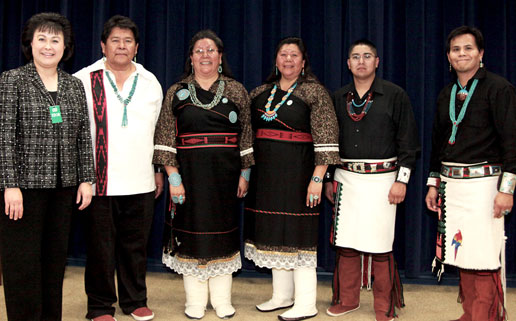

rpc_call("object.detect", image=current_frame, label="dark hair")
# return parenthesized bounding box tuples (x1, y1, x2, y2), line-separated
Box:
(265, 37, 317, 84)
(348, 39, 378, 57)
(101, 15, 139, 44)
(446, 26, 484, 53)
(181, 29, 234, 79)
(21, 12, 75, 62)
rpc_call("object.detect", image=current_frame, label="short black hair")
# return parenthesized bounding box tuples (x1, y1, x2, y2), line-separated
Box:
(181, 29, 234, 79)
(265, 36, 318, 84)
(348, 39, 378, 57)
(101, 15, 139, 44)
(446, 26, 484, 53)
(21, 12, 75, 62)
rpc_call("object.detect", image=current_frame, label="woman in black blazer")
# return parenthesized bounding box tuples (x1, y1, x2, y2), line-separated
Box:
(0, 12, 95, 321)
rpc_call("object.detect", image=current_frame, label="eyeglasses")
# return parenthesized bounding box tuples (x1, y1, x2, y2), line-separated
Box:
(193, 48, 218, 56)
(350, 53, 376, 61)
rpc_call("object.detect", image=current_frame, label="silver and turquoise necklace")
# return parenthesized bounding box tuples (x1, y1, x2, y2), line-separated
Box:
(448, 78, 478, 145)
(105, 71, 139, 127)
(188, 80, 225, 109)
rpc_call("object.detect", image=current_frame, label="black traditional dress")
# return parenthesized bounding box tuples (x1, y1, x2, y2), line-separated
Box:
(153, 75, 253, 280)
(244, 79, 339, 269)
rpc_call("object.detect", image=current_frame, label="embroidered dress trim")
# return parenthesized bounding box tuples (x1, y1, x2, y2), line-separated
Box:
(173, 226, 238, 235)
(245, 207, 319, 216)
(255, 128, 313, 142)
(240, 147, 253, 157)
(244, 243, 317, 269)
(163, 251, 241, 281)
(314, 144, 339, 152)
(176, 132, 238, 149)
(154, 144, 176, 153)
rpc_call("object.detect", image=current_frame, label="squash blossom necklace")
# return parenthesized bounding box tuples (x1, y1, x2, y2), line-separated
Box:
(261, 82, 297, 121)
(106, 71, 139, 127)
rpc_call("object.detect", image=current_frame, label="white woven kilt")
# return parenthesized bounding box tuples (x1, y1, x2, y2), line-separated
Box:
(333, 168, 397, 253)
(436, 175, 504, 269)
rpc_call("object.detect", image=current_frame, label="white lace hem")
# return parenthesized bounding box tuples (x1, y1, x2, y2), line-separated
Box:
(244, 243, 317, 269)
(162, 252, 242, 281)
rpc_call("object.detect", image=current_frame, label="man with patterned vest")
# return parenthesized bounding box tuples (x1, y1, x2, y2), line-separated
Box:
(325, 39, 419, 321)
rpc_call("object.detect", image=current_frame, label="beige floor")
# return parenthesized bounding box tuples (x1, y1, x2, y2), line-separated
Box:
(1, 266, 515, 320)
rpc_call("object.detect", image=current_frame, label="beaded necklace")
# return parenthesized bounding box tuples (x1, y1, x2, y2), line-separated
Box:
(448, 78, 478, 145)
(346, 91, 373, 121)
(188, 80, 225, 110)
(105, 71, 139, 127)
(261, 83, 297, 122)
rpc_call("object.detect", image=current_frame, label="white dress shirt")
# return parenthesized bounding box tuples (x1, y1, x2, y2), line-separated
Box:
(74, 58, 163, 196)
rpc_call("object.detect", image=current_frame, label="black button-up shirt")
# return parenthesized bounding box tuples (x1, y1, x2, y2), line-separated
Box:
(429, 68, 516, 174)
(333, 77, 420, 169)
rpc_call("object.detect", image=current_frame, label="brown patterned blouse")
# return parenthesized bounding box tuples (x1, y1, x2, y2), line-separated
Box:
(250, 78, 340, 165)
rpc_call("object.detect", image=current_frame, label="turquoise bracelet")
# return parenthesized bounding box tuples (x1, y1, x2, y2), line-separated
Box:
(168, 172, 182, 187)
(241, 168, 251, 181)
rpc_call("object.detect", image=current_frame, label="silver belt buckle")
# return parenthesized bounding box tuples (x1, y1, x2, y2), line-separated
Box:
(441, 166, 450, 177)
(491, 166, 501, 175)
(451, 167, 464, 178)
(352, 162, 366, 173)
(468, 165, 484, 178)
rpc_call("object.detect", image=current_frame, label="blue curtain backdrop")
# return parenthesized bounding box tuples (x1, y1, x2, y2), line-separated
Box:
(1, 0, 516, 282)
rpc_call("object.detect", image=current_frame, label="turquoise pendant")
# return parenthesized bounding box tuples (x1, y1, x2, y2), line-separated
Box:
(177, 89, 190, 101)
(457, 88, 468, 101)
(229, 111, 238, 123)
(261, 111, 278, 121)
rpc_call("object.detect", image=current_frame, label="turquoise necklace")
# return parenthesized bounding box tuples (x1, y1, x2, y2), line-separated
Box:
(261, 83, 297, 122)
(346, 92, 373, 122)
(105, 71, 139, 127)
(448, 78, 478, 144)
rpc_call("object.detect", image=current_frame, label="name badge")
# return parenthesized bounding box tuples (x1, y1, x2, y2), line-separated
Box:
(49, 105, 63, 124)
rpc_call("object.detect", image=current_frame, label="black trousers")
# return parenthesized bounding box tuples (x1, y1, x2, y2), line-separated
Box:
(85, 192, 155, 319)
(0, 187, 75, 321)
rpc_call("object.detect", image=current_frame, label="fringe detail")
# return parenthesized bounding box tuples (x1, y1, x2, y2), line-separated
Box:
(501, 235, 507, 309)
(378, 253, 404, 319)
(360, 253, 372, 290)
(331, 250, 340, 305)
(391, 256, 405, 310)
(491, 269, 507, 321)
(432, 257, 445, 282)
(368, 254, 373, 291)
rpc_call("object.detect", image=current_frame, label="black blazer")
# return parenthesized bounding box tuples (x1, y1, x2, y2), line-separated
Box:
(0, 62, 95, 190)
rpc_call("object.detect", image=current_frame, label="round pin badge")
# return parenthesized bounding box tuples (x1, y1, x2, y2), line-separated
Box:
(176, 89, 190, 101)
(286, 100, 293, 106)
(222, 97, 229, 104)
(229, 111, 238, 123)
